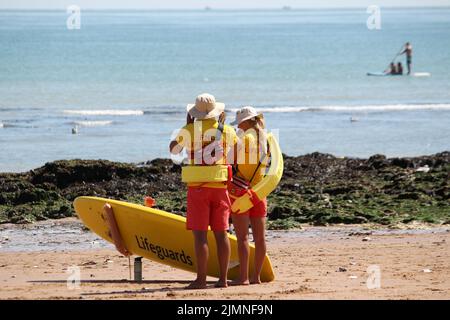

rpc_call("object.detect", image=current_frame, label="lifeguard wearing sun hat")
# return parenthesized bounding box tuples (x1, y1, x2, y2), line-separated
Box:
(230, 106, 263, 125)
(187, 93, 225, 120)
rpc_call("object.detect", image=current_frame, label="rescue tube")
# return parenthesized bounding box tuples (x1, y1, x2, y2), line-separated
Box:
(231, 133, 283, 214)
(181, 164, 230, 183)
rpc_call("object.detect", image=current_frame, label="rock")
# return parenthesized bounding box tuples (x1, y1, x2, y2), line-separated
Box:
(391, 158, 414, 169)
(362, 237, 371, 242)
(396, 192, 421, 200)
(338, 267, 347, 272)
(1, 152, 449, 228)
(367, 154, 387, 169)
(416, 165, 430, 173)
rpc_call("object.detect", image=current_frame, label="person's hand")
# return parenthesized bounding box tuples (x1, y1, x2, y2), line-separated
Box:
(218, 112, 226, 124)
(186, 113, 194, 124)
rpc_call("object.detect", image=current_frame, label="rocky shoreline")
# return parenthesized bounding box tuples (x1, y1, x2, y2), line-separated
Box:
(0, 152, 449, 229)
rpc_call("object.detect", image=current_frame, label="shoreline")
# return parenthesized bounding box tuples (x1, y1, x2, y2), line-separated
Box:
(2, 217, 449, 253)
(0, 151, 449, 228)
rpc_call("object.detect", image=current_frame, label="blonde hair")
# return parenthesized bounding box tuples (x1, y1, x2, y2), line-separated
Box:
(246, 116, 267, 155)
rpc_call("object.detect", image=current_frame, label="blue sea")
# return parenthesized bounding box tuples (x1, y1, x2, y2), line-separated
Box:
(1, 8, 450, 172)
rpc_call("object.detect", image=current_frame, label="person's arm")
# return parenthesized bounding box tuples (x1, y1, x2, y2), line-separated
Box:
(169, 114, 193, 155)
(225, 127, 239, 165)
(400, 44, 408, 55)
(169, 140, 183, 155)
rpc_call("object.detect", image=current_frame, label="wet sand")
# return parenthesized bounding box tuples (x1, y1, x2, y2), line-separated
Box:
(0, 219, 449, 299)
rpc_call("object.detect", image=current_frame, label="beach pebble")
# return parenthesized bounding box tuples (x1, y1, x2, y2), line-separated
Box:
(338, 267, 347, 272)
(11, 275, 16, 278)
(362, 237, 371, 242)
(349, 262, 357, 266)
(422, 269, 432, 273)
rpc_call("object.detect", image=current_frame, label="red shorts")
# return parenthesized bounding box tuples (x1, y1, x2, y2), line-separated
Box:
(186, 187, 231, 231)
(231, 197, 267, 218)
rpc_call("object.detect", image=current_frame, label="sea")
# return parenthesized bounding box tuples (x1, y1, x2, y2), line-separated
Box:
(1, 8, 450, 172)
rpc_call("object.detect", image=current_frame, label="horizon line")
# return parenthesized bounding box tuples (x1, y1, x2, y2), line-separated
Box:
(1, 5, 450, 11)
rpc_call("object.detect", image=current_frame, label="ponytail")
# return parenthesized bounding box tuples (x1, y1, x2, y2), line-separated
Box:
(249, 115, 267, 155)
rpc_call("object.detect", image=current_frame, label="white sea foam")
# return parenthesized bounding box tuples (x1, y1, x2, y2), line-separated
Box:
(74, 120, 113, 127)
(0, 122, 3, 128)
(64, 109, 144, 116)
(229, 104, 450, 113)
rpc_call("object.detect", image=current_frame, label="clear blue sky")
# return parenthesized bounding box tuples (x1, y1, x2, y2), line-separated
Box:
(1, 0, 450, 9)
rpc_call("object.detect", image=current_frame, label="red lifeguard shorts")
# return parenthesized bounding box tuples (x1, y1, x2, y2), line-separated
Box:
(186, 187, 231, 231)
(231, 197, 267, 218)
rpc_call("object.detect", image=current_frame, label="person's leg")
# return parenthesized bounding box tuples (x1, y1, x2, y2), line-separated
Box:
(186, 187, 210, 289)
(211, 188, 232, 287)
(213, 231, 230, 287)
(231, 214, 250, 285)
(249, 216, 267, 284)
(187, 230, 208, 289)
(407, 58, 412, 75)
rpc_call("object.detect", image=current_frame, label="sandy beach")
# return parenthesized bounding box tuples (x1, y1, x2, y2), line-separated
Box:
(0, 218, 449, 300)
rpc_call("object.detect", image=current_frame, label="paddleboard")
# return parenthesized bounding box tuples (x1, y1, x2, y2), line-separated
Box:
(366, 72, 389, 77)
(73, 196, 275, 282)
(367, 72, 431, 77)
(412, 72, 431, 77)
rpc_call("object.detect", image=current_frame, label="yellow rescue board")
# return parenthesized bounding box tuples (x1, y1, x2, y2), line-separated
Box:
(73, 196, 275, 282)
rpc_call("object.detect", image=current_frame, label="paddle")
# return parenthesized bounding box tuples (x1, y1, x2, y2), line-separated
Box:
(385, 45, 405, 72)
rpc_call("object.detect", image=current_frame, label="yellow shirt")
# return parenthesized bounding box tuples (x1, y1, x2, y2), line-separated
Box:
(235, 130, 268, 187)
(176, 119, 237, 188)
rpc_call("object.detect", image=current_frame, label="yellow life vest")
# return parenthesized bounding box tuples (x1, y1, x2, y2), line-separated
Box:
(231, 133, 284, 214)
(181, 165, 230, 183)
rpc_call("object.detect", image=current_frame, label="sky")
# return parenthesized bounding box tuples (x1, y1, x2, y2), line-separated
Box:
(1, 0, 450, 9)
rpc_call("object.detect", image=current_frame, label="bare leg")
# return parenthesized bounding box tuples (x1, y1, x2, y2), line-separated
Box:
(213, 231, 230, 287)
(250, 217, 267, 284)
(231, 214, 250, 285)
(187, 230, 208, 289)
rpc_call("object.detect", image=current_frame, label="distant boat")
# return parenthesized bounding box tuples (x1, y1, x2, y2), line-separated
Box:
(282, 6, 292, 11)
(204, 6, 212, 11)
